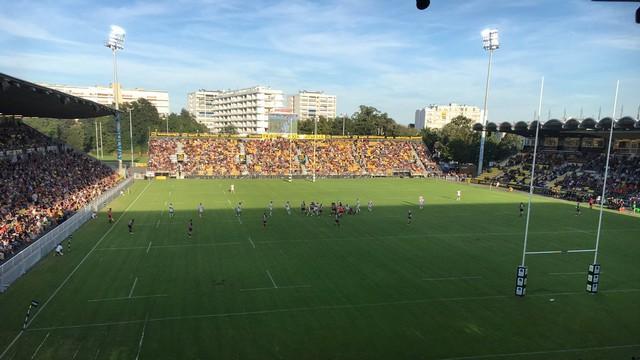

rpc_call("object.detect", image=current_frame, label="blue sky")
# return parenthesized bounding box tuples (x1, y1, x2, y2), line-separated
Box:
(1, 0, 639, 124)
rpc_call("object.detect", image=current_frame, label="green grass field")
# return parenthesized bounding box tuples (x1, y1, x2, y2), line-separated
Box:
(1, 179, 639, 360)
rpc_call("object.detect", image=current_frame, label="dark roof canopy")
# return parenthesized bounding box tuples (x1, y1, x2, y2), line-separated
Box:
(475, 117, 640, 139)
(0, 73, 118, 119)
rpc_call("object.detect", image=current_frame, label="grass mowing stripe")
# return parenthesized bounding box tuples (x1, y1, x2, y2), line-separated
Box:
(24, 180, 152, 329)
(26, 288, 640, 332)
(435, 343, 640, 360)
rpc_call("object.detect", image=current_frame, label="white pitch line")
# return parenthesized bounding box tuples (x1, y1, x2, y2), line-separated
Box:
(155, 218, 160, 228)
(95, 242, 244, 251)
(422, 276, 482, 281)
(27, 288, 640, 332)
(23, 181, 152, 331)
(239, 285, 311, 292)
(93, 348, 100, 360)
(146, 242, 152, 254)
(548, 272, 585, 276)
(266, 270, 278, 289)
(248, 236, 256, 249)
(30, 332, 49, 359)
(129, 277, 138, 298)
(526, 250, 562, 255)
(434, 343, 640, 360)
(88, 294, 168, 303)
(237, 217, 243, 224)
(71, 348, 80, 360)
(134, 315, 149, 360)
(0, 331, 23, 360)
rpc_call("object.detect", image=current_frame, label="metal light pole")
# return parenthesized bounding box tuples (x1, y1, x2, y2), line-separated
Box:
(95, 119, 99, 158)
(313, 117, 317, 182)
(289, 115, 293, 182)
(477, 29, 499, 177)
(99, 121, 104, 159)
(129, 108, 134, 170)
(105, 25, 126, 175)
(342, 114, 346, 136)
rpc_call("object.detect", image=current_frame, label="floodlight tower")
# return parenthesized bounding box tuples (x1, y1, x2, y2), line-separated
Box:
(106, 25, 126, 175)
(476, 29, 499, 176)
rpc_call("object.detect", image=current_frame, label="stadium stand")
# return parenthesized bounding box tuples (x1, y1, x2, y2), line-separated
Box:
(487, 150, 639, 204)
(147, 134, 442, 178)
(0, 119, 118, 262)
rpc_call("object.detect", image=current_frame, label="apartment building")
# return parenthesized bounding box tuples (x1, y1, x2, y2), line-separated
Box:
(415, 103, 482, 129)
(187, 86, 284, 134)
(39, 83, 170, 116)
(290, 91, 337, 120)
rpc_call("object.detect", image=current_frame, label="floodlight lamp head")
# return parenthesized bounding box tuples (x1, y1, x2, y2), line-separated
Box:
(106, 25, 126, 50)
(481, 28, 499, 50)
(416, 0, 430, 10)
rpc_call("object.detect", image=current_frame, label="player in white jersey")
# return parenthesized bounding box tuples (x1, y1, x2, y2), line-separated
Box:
(419, 196, 425, 210)
(355, 199, 361, 214)
(235, 202, 242, 217)
(229, 184, 235, 193)
(198, 203, 204, 218)
(285, 201, 291, 215)
(169, 203, 175, 218)
(368, 200, 373, 212)
(456, 190, 461, 201)
(268, 201, 273, 217)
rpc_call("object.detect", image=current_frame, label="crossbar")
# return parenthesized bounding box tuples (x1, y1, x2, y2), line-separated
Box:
(525, 249, 597, 255)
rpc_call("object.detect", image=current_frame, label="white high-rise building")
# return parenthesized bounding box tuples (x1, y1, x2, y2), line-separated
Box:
(39, 83, 170, 116)
(415, 103, 482, 130)
(290, 91, 337, 120)
(187, 86, 284, 134)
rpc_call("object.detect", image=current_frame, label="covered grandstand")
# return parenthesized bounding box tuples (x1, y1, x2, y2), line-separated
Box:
(474, 117, 640, 210)
(0, 74, 126, 287)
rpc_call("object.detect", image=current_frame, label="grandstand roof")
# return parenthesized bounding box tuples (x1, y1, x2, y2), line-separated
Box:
(0, 73, 118, 119)
(473, 117, 640, 139)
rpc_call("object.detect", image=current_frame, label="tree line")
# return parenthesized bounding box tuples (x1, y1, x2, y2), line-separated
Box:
(23, 98, 208, 155)
(420, 115, 523, 166)
(23, 100, 522, 168)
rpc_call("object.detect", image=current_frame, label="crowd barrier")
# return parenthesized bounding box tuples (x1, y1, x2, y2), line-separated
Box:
(0, 177, 134, 292)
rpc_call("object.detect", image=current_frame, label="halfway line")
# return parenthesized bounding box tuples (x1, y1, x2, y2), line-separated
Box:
(88, 294, 168, 303)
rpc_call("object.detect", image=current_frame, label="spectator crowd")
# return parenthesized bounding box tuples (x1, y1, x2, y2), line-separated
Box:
(487, 150, 640, 207)
(148, 137, 442, 177)
(1, 121, 118, 263)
